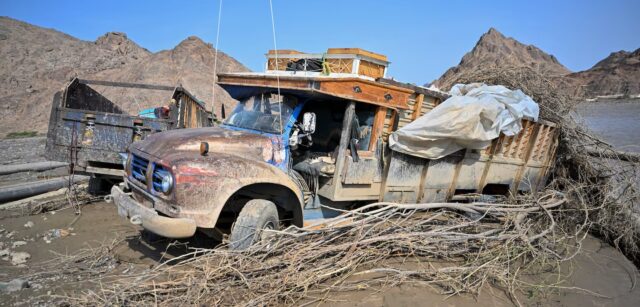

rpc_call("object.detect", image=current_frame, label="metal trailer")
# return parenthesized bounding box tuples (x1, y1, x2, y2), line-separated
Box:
(45, 78, 211, 192)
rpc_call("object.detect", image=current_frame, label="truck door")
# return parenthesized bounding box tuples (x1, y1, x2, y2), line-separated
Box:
(316, 101, 386, 201)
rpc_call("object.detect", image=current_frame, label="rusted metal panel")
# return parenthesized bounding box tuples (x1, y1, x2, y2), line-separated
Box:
(45, 78, 211, 176)
(125, 127, 304, 228)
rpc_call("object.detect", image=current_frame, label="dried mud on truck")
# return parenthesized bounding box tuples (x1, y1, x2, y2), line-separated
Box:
(45, 78, 212, 193)
(112, 48, 559, 249)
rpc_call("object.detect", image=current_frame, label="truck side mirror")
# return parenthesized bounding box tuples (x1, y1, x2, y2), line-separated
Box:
(220, 104, 226, 120)
(302, 112, 316, 134)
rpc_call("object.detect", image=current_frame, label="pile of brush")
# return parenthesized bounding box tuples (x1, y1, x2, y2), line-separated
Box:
(440, 66, 640, 261)
(70, 190, 581, 306)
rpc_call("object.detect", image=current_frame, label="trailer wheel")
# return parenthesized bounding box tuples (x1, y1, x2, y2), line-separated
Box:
(229, 199, 279, 250)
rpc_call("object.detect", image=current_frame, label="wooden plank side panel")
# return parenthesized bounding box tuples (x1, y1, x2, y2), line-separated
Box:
(218, 75, 310, 89)
(358, 60, 385, 79)
(418, 96, 437, 118)
(325, 58, 353, 74)
(267, 58, 299, 70)
(319, 80, 412, 109)
(412, 94, 424, 120)
(219, 74, 414, 110)
(327, 48, 388, 62)
(382, 108, 396, 141)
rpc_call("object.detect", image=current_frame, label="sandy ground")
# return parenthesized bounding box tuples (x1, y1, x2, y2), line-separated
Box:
(0, 200, 638, 306)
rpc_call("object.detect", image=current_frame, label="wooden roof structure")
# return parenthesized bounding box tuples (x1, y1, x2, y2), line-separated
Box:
(217, 48, 449, 111)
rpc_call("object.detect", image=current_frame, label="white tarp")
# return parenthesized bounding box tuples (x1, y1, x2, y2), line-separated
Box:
(389, 83, 539, 159)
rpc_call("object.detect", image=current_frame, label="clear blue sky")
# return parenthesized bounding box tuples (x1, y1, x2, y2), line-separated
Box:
(2, 0, 639, 84)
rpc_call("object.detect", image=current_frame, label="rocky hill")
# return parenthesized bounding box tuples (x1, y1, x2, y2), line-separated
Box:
(0, 17, 248, 137)
(566, 49, 640, 98)
(434, 28, 639, 100)
(434, 28, 571, 90)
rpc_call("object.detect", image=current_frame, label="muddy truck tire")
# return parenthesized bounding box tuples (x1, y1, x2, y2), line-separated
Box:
(229, 199, 279, 250)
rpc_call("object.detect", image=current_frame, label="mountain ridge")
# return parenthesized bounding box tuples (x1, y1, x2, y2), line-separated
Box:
(434, 28, 639, 100)
(435, 28, 571, 90)
(0, 16, 249, 136)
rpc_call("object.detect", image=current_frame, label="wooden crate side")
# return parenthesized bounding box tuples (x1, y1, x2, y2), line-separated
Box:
(325, 58, 353, 74)
(358, 60, 386, 79)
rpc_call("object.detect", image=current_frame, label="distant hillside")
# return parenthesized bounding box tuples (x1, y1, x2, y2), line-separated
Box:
(433, 28, 639, 100)
(0, 17, 249, 137)
(566, 49, 640, 98)
(434, 28, 571, 90)
(90, 35, 248, 117)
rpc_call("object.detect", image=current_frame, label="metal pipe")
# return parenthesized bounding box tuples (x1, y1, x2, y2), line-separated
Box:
(0, 161, 69, 176)
(0, 176, 88, 204)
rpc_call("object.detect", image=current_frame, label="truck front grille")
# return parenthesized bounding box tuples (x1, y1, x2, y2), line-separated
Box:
(131, 154, 149, 185)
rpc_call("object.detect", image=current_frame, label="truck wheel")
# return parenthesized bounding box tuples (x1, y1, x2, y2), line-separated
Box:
(229, 199, 279, 250)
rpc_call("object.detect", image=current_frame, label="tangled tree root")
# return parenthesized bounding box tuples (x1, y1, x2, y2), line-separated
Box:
(52, 190, 594, 306)
(438, 65, 640, 264)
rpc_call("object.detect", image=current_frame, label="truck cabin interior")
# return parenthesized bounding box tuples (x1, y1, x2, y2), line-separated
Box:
(218, 84, 385, 172)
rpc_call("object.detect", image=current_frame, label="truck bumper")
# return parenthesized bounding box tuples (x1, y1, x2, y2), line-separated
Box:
(111, 185, 197, 239)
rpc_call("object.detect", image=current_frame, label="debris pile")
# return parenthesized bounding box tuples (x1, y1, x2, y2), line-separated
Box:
(436, 65, 640, 262)
(49, 191, 582, 306)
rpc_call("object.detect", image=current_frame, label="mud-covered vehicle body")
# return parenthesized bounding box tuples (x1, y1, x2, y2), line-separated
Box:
(45, 78, 211, 191)
(112, 48, 558, 248)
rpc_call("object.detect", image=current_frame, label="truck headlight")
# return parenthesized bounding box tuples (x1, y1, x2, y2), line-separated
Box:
(153, 166, 173, 194)
(160, 174, 173, 194)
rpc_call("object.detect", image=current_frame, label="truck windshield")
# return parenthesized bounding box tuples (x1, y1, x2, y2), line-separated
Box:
(224, 93, 297, 134)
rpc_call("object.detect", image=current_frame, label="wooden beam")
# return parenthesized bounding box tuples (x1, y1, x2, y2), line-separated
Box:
(326, 48, 388, 62)
(412, 94, 425, 120)
(332, 102, 356, 186)
(511, 123, 541, 194)
(369, 106, 387, 151)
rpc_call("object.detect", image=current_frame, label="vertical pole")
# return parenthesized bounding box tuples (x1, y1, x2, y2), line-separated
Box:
(331, 101, 356, 186)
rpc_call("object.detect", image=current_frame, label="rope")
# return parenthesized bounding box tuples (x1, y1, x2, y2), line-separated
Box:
(211, 0, 223, 121)
(268, 0, 283, 134)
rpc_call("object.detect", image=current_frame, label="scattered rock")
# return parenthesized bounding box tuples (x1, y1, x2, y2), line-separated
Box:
(0, 279, 29, 293)
(52, 228, 69, 238)
(43, 228, 71, 243)
(5, 231, 15, 239)
(24, 221, 34, 228)
(12, 241, 27, 248)
(0, 248, 9, 258)
(10, 251, 30, 265)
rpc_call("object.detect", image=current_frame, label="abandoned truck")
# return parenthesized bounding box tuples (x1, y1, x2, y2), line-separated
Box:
(111, 48, 559, 249)
(45, 78, 211, 192)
